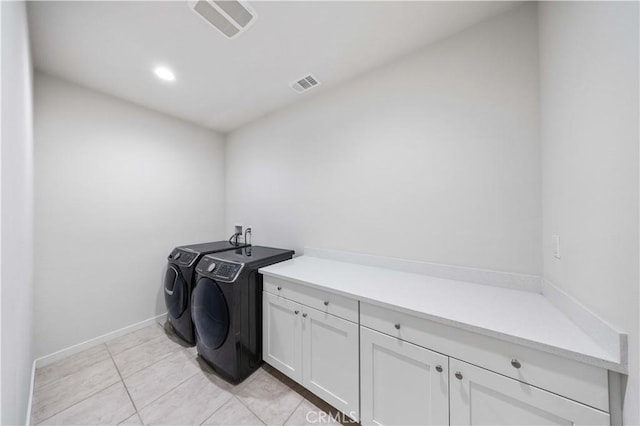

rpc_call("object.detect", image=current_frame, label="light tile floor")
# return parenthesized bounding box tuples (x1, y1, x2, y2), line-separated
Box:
(31, 323, 352, 426)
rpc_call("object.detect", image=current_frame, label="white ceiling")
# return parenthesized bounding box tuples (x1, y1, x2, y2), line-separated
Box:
(28, 1, 519, 133)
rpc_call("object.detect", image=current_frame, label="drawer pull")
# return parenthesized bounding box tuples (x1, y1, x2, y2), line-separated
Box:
(435, 365, 443, 373)
(394, 323, 401, 330)
(302, 313, 308, 318)
(455, 371, 463, 380)
(277, 286, 282, 291)
(511, 359, 522, 369)
(324, 301, 329, 306)
(294, 310, 299, 315)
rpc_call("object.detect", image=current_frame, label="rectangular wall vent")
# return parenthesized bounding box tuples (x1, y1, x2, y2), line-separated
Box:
(290, 74, 321, 94)
(190, 0, 256, 39)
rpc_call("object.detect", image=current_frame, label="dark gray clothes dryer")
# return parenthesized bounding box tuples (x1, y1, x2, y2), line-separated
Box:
(164, 241, 248, 345)
(192, 246, 294, 382)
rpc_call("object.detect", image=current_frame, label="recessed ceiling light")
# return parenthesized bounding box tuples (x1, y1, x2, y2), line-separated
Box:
(153, 66, 175, 82)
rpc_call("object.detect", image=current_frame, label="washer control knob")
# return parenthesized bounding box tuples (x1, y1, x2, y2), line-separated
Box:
(455, 372, 463, 380)
(207, 263, 216, 272)
(511, 359, 522, 369)
(435, 365, 443, 373)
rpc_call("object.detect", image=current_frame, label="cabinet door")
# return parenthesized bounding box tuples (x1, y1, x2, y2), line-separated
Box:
(360, 327, 449, 426)
(449, 358, 610, 426)
(302, 306, 359, 421)
(262, 292, 302, 383)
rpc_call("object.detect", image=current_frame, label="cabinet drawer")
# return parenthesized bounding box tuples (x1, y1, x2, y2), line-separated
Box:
(264, 277, 358, 323)
(361, 302, 609, 412)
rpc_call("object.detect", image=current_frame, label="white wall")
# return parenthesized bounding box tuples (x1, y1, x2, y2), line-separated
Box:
(539, 2, 639, 424)
(34, 73, 226, 357)
(226, 4, 540, 275)
(1, 1, 35, 424)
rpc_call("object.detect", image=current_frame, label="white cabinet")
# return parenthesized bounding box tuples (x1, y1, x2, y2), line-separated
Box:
(263, 292, 302, 382)
(262, 289, 360, 421)
(360, 302, 609, 413)
(360, 327, 449, 426)
(302, 307, 359, 419)
(449, 358, 610, 426)
(262, 275, 614, 426)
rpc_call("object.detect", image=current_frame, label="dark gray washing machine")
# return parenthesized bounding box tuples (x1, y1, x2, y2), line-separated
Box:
(164, 241, 248, 345)
(192, 245, 294, 382)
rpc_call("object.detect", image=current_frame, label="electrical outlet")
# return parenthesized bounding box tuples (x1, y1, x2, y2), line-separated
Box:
(552, 235, 561, 259)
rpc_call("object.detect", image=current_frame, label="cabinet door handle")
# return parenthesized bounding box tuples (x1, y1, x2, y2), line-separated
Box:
(294, 310, 299, 315)
(435, 365, 443, 373)
(394, 323, 401, 330)
(277, 286, 282, 291)
(323, 301, 329, 306)
(455, 371, 463, 380)
(302, 313, 308, 318)
(511, 359, 522, 369)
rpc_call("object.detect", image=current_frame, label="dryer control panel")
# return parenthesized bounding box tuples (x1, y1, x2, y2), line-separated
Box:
(196, 255, 243, 283)
(168, 248, 198, 267)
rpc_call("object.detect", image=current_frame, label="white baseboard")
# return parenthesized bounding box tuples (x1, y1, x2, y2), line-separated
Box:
(34, 313, 167, 369)
(25, 359, 36, 426)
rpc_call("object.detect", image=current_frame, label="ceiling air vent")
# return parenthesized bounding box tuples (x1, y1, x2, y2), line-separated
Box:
(290, 74, 321, 94)
(189, 0, 257, 39)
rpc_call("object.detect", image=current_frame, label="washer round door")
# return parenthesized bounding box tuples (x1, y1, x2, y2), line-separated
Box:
(164, 265, 188, 320)
(192, 277, 230, 350)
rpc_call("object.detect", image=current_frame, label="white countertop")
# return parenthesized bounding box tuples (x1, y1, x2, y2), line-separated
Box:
(260, 255, 624, 372)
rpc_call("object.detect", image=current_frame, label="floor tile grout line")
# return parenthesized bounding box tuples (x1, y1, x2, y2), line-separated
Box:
(197, 393, 235, 426)
(282, 397, 306, 426)
(107, 344, 141, 416)
(134, 369, 201, 412)
(33, 344, 112, 394)
(32, 353, 122, 425)
(109, 329, 168, 356)
(110, 329, 174, 359)
(115, 328, 210, 421)
(197, 396, 229, 426)
(229, 395, 267, 426)
(37, 324, 163, 391)
(234, 367, 305, 425)
(36, 327, 320, 426)
(33, 379, 122, 425)
(115, 345, 183, 381)
(32, 324, 163, 426)
(107, 324, 166, 358)
(223, 368, 275, 426)
(119, 411, 144, 426)
(232, 367, 302, 426)
(118, 332, 241, 417)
